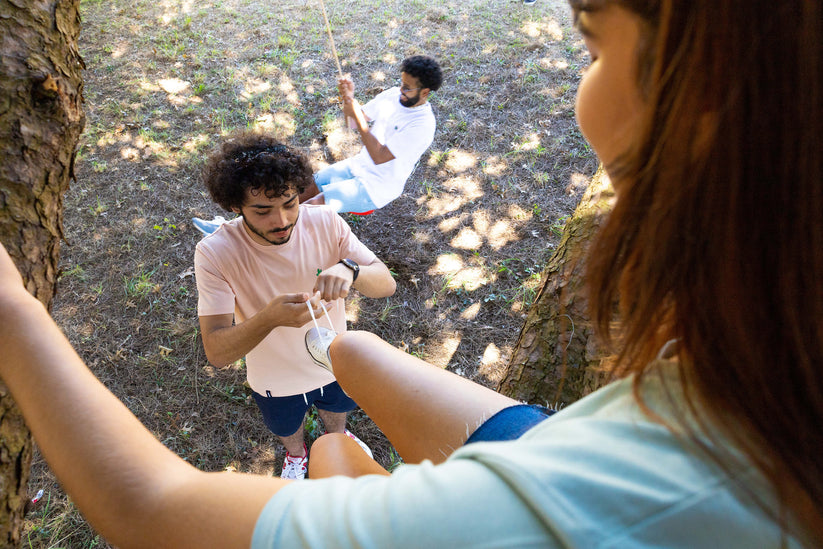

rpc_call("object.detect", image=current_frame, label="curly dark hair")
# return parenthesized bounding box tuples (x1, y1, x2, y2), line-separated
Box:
(400, 55, 443, 92)
(202, 132, 314, 211)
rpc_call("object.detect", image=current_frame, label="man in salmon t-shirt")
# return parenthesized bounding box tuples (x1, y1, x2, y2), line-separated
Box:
(194, 132, 396, 480)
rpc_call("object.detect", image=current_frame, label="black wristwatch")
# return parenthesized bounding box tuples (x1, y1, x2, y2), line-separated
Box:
(338, 258, 360, 282)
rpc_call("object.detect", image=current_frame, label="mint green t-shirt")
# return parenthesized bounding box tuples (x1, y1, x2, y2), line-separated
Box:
(252, 362, 800, 548)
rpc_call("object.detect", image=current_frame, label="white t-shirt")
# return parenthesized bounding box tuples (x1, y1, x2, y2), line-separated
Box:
(252, 361, 801, 548)
(349, 87, 436, 208)
(194, 205, 377, 396)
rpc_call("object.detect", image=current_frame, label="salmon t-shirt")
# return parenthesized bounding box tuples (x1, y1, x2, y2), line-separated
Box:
(194, 204, 377, 396)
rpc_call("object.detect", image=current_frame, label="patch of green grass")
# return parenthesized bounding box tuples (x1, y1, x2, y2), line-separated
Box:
(153, 217, 178, 240)
(304, 408, 324, 438)
(386, 447, 404, 472)
(277, 35, 295, 48)
(208, 380, 250, 404)
(89, 195, 107, 214)
(60, 264, 87, 282)
(124, 269, 158, 298)
(551, 216, 570, 237)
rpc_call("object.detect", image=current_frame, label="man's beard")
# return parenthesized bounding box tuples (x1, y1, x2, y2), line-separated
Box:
(399, 91, 420, 108)
(242, 213, 297, 245)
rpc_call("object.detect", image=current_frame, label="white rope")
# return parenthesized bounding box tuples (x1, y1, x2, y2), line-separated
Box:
(306, 299, 336, 333)
(318, 0, 344, 78)
(319, 300, 336, 332)
(317, 0, 356, 128)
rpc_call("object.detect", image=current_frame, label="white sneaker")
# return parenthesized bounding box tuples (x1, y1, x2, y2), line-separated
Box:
(305, 326, 337, 372)
(192, 215, 227, 236)
(345, 429, 373, 459)
(280, 448, 308, 480)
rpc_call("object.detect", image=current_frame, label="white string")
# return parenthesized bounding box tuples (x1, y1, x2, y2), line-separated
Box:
(306, 299, 336, 333)
(306, 300, 322, 332)
(319, 301, 336, 332)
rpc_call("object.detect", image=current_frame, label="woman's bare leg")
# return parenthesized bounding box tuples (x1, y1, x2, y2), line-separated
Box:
(330, 331, 518, 464)
(309, 434, 390, 478)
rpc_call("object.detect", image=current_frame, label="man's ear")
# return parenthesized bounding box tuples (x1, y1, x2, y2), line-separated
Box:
(231, 207, 242, 215)
(420, 88, 431, 102)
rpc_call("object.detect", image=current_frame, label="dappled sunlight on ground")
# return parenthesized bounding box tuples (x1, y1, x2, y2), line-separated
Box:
(443, 149, 477, 173)
(183, 134, 210, 154)
(429, 253, 490, 292)
(430, 253, 463, 278)
(517, 131, 543, 152)
(158, 0, 197, 23)
(370, 70, 389, 83)
(240, 77, 272, 100)
(544, 57, 570, 70)
(460, 302, 482, 320)
(489, 217, 521, 250)
(567, 172, 590, 195)
(424, 175, 484, 216)
(451, 226, 483, 250)
(253, 111, 297, 138)
(521, 19, 565, 41)
(158, 77, 190, 94)
(110, 44, 129, 59)
(482, 156, 507, 176)
(425, 334, 461, 369)
(276, 76, 300, 105)
(344, 297, 361, 324)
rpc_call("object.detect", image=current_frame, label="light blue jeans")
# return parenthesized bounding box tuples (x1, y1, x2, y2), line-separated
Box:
(314, 160, 378, 213)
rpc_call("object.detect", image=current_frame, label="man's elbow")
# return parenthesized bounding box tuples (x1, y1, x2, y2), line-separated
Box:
(377, 276, 397, 298)
(202, 343, 230, 369)
(373, 146, 395, 165)
(206, 355, 230, 369)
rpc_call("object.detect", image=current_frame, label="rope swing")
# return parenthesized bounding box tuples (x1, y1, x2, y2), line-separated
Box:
(318, 0, 344, 79)
(317, 0, 356, 128)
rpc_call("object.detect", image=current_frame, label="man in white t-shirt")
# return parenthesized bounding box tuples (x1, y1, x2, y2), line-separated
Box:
(193, 132, 396, 479)
(299, 55, 442, 213)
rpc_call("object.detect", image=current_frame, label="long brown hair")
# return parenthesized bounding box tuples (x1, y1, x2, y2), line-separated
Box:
(586, 0, 823, 543)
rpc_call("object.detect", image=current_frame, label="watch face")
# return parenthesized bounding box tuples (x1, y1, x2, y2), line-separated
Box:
(340, 258, 359, 280)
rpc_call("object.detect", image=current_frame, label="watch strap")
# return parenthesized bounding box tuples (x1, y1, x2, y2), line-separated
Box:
(338, 259, 359, 282)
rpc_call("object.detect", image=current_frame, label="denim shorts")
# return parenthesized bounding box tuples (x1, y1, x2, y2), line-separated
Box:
(252, 381, 356, 437)
(314, 160, 377, 214)
(465, 404, 555, 444)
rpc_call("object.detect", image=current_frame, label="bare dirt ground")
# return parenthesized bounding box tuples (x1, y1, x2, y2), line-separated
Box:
(23, 0, 596, 545)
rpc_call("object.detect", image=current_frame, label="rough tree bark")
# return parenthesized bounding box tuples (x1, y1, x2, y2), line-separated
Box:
(498, 166, 614, 407)
(0, 1, 84, 545)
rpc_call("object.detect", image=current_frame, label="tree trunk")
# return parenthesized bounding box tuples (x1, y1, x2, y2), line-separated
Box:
(498, 166, 614, 407)
(0, 1, 84, 545)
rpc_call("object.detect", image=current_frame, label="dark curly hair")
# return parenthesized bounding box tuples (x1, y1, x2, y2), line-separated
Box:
(202, 132, 314, 211)
(400, 55, 443, 92)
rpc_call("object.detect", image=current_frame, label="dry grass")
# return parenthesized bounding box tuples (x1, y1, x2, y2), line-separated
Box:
(23, 0, 596, 545)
